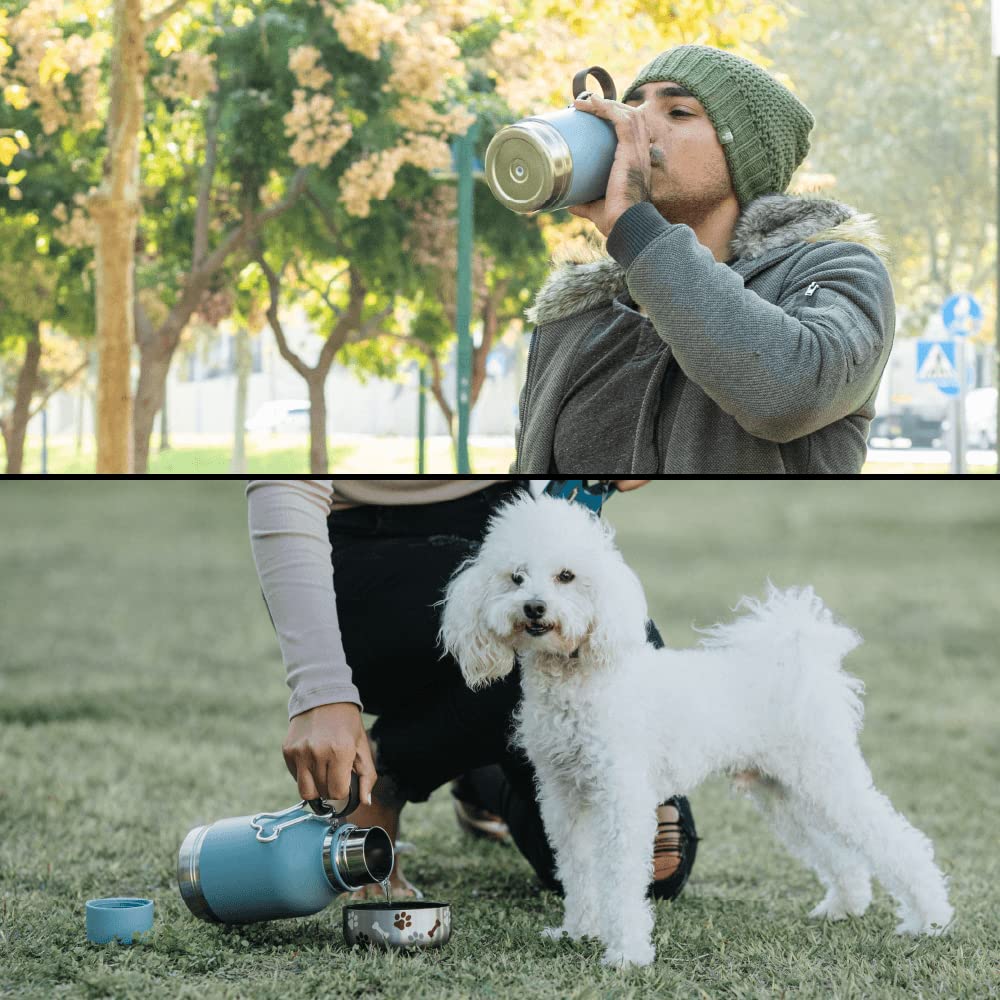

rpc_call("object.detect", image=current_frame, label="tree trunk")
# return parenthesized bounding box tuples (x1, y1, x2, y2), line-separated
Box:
(133, 341, 171, 474)
(1, 332, 42, 475)
(306, 374, 328, 474)
(231, 326, 251, 472)
(76, 371, 87, 455)
(87, 0, 146, 473)
(158, 379, 170, 452)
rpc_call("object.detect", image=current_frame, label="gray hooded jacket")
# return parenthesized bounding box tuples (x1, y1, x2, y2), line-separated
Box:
(511, 194, 895, 474)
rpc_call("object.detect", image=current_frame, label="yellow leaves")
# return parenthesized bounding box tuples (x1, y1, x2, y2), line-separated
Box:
(4, 83, 29, 110)
(0, 130, 29, 165)
(38, 47, 70, 85)
(154, 9, 193, 57)
(231, 5, 255, 27)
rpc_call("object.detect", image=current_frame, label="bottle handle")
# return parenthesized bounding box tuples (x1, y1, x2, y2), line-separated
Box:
(307, 770, 361, 821)
(571, 66, 617, 102)
(251, 773, 362, 843)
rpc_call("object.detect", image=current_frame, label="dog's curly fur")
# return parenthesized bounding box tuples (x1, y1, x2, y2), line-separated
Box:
(440, 495, 954, 968)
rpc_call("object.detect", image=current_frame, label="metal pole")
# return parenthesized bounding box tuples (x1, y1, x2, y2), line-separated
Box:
(455, 120, 479, 473)
(417, 363, 426, 474)
(953, 338, 966, 474)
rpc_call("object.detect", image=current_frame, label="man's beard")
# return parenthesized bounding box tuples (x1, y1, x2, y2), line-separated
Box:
(649, 153, 734, 230)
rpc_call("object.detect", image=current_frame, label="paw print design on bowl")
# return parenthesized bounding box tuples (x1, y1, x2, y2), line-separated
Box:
(404, 930, 424, 946)
(355, 931, 370, 946)
(346, 911, 359, 932)
(393, 911, 412, 930)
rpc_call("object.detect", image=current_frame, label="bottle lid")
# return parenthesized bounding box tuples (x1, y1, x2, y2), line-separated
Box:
(484, 119, 573, 214)
(85, 897, 154, 945)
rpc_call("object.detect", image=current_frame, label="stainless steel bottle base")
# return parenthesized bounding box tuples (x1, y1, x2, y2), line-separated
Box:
(177, 825, 222, 923)
(484, 119, 573, 214)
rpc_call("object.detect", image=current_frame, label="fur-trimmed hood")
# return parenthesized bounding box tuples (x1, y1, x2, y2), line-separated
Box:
(525, 193, 889, 327)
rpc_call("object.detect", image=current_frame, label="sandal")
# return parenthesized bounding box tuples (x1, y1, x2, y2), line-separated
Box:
(650, 795, 699, 900)
(451, 778, 511, 843)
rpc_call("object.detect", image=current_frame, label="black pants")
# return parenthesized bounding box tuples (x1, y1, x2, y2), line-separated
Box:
(322, 480, 689, 895)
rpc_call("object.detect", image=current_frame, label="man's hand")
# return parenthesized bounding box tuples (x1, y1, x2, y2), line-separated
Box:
(611, 480, 651, 492)
(567, 92, 655, 238)
(282, 701, 377, 807)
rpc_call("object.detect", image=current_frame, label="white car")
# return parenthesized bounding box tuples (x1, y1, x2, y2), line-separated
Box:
(244, 399, 311, 434)
(964, 387, 997, 450)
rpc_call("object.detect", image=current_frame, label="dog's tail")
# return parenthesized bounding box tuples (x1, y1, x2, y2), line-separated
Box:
(695, 581, 865, 729)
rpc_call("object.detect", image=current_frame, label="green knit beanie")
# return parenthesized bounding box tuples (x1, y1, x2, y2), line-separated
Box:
(621, 44, 814, 208)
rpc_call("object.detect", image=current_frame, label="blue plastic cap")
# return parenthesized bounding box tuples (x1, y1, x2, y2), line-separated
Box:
(85, 897, 154, 945)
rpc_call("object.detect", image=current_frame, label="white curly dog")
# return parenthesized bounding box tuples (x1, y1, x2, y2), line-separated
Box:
(440, 494, 953, 968)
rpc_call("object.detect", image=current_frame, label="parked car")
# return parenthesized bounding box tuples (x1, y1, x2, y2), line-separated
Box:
(244, 399, 311, 434)
(964, 387, 997, 449)
(869, 409, 944, 448)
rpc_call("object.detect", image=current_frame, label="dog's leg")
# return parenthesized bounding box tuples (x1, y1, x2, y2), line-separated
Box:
(537, 779, 600, 942)
(592, 775, 659, 968)
(787, 750, 953, 936)
(741, 776, 871, 920)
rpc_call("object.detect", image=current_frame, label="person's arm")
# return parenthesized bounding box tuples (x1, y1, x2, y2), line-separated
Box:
(246, 479, 362, 718)
(247, 479, 375, 805)
(605, 202, 894, 443)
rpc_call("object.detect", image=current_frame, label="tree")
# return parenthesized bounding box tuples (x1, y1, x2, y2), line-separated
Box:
(761, 0, 995, 344)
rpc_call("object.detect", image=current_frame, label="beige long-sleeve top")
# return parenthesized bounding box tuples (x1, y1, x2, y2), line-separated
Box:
(246, 479, 510, 719)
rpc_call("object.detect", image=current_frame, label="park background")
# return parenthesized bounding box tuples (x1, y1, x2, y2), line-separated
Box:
(1, 477, 998, 997)
(0, 0, 997, 474)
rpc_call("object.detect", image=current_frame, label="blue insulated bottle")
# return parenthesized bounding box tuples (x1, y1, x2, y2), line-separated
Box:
(177, 775, 393, 924)
(485, 66, 619, 215)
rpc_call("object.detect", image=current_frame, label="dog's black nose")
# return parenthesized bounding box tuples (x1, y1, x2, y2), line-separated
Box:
(524, 600, 547, 621)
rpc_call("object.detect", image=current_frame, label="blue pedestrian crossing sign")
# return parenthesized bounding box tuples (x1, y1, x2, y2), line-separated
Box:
(941, 293, 983, 337)
(916, 339, 958, 387)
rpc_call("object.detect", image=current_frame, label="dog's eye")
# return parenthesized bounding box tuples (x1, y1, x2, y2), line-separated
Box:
(557, 569, 575, 583)
(511, 572, 524, 585)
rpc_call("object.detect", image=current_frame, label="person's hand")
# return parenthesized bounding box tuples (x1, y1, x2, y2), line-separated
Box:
(611, 480, 651, 492)
(566, 92, 654, 239)
(282, 701, 377, 807)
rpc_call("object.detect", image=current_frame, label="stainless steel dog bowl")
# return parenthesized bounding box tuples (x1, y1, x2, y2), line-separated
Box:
(343, 901, 451, 950)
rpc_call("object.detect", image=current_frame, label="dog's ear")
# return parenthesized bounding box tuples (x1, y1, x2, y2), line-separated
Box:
(586, 553, 650, 669)
(438, 554, 514, 689)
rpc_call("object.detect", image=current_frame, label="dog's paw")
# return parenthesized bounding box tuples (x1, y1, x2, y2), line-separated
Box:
(600, 943, 655, 968)
(808, 897, 850, 921)
(542, 925, 581, 942)
(894, 910, 953, 937)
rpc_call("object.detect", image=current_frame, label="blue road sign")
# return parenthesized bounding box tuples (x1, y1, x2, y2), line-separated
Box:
(916, 339, 957, 384)
(942, 293, 983, 337)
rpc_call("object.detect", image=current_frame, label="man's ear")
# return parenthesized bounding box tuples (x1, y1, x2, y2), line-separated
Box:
(439, 554, 515, 689)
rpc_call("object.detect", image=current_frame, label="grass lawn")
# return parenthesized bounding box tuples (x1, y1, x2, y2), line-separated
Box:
(1, 480, 998, 998)
(7, 435, 516, 475)
(7, 434, 997, 474)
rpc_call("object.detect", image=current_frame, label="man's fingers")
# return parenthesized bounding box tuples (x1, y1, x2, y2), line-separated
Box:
(354, 749, 377, 806)
(324, 754, 353, 803)
(295, 763, 320, 803)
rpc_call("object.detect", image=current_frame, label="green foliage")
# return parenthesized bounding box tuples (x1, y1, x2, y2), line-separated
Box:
(761, 0, 995, 338)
